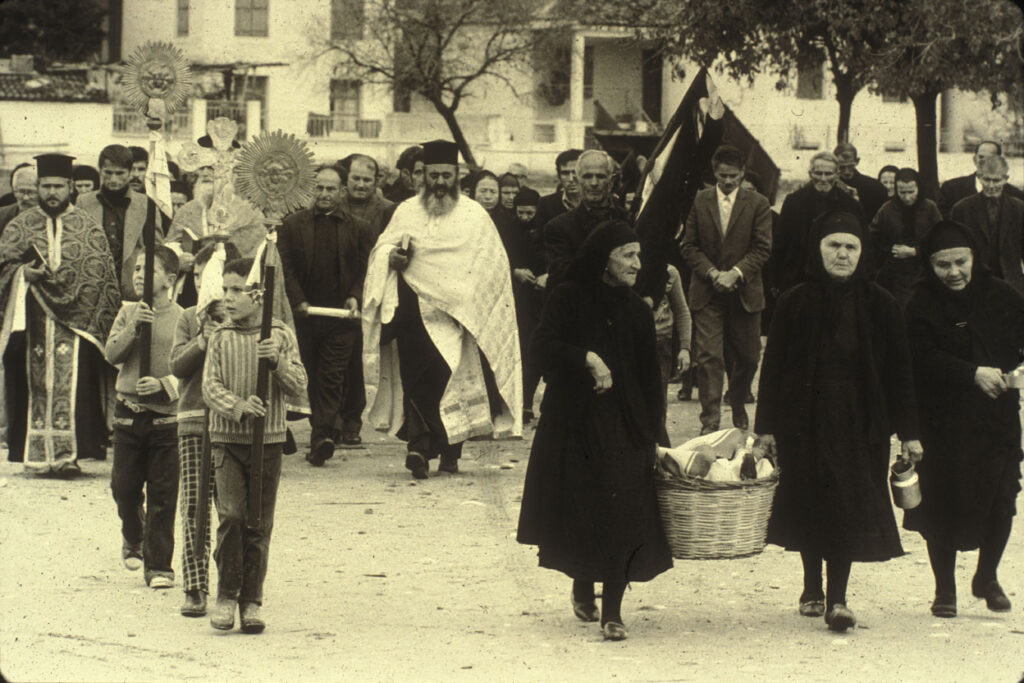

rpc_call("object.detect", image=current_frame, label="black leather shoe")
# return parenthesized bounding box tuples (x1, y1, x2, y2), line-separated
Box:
(341, 433, 362, 446)
(405, 452, 429, 479)
(437, 457, 459, 474)
(240, 602, 266, 634)
(602, 621, 628, 641)
(699, 424, 719, 436)
(181, 590, 207, 617)
(732, 406, 749, 431)
(799, 595, 826, 617)
(972, 576, 1011, 612)
(306, 438, 335, 466)
(210, 597, 236, 630)
(677, 386, 692, 401)
(825, 604, 856, 632)
(571, 590, 599, 622)
(931, 592, 957, 618)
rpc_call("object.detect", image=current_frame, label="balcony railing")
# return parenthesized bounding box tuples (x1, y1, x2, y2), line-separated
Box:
(113, 104, 192, 136)
(306, 113, 381, 139)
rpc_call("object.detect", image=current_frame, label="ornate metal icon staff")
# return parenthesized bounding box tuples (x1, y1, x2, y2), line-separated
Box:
(232, 131, 315, 528)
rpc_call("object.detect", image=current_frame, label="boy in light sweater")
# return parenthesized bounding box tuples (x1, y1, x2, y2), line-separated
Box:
(169, 244, 223, 617)
(104, 245, 183, 588)
(202, 257, 307, 633)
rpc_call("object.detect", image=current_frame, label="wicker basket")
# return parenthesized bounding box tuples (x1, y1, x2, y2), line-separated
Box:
(655, 470, 780, 560)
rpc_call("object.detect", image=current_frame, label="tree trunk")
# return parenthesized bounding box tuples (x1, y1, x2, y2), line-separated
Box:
(431, 101, 478, 170)
(912, 89, 940, 200)
(833, 72, 856, 145)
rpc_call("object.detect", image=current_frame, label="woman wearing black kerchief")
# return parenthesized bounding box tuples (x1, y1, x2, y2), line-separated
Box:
(755, 209, 923, 632)
(517, 221, 672, 641)
(903, 220, 1024, 618)
(870, 168, 942, 308)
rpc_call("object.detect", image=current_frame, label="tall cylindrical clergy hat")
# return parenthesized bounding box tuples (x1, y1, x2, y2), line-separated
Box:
(35, 153, 76, 179)
(421, 139, 458, 165)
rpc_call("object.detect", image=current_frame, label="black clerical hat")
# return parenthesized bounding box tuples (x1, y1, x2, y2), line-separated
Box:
(35, 154, 76, 179)
(421, 139, 458, 166)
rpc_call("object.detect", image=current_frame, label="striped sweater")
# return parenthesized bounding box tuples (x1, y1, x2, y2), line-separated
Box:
(202, 319, 307, 445)
(169, 306, 207, 437)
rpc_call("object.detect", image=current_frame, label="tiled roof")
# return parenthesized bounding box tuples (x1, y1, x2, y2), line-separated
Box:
(0, 72, 108, 103)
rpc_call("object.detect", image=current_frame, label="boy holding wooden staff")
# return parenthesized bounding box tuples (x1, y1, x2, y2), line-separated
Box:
(104, 245, 183, 588)
(202, 257, 306, 633)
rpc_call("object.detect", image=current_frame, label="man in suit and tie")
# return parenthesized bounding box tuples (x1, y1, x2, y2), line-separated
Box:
(939, 140, 1024, 217)
(951, 154, 1024, 295)
(680, 145, 772, 434)
(278, 165, 375, 466)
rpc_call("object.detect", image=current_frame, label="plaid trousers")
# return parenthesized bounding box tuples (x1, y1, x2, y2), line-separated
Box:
(179, 433, 215, 593)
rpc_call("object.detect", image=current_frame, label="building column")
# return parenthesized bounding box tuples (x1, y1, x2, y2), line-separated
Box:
(192, 98, 208, 142)
(246, 100, 262, 140)
(568, 31, 586, 148)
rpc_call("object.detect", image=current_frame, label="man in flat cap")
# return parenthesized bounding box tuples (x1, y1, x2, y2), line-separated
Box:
(362, 139, 523, 479)
(0, 154, 121, 473)
(77, 144, 172, 300)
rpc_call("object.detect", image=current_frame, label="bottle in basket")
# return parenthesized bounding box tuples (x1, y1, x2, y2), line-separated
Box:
(890, 458, 922, 509)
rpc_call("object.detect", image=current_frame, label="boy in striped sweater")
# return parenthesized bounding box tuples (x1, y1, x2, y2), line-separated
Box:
(202, 257, 307, 634)
(169, 244, 223, 617)
(104, 245, 183, 589)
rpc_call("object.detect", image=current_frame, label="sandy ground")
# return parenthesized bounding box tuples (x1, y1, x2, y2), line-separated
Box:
(1, 394, 1023, 683)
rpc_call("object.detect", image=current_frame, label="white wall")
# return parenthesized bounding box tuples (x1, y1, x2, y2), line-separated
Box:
(0, 101, 114, 167)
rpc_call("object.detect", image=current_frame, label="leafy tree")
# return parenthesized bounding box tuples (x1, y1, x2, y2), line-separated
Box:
(312, 0, 569, 168)
(866, 0, 1024, 196)
(626, 0, 901, 145)
(0, 0, 107, 70)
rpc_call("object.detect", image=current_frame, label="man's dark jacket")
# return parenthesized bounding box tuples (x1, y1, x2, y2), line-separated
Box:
(277, 206, 375, 309)
(939, 173, 1024, 218)
(951, 191, 1024, 296)
(542, 201, 630, 290)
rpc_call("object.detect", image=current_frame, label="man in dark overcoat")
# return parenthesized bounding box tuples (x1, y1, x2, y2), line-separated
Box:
(278, 165, 375, 465)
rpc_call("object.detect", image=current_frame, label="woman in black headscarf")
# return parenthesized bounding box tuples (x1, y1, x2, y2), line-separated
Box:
(903, 220, 1024, 618)
(870, 168, 942, 308)
(755, 209, 923, 632)
(517, 221, 672, 641)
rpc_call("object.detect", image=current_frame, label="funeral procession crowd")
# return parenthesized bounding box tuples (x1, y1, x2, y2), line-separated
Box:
(2, 117, 1024, 645)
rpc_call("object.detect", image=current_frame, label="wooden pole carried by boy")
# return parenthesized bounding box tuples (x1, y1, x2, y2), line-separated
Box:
(247, 264, 275, 529)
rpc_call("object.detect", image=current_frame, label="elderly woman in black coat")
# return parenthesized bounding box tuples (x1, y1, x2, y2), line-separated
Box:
(870, 168, 942, 308)
(756, 210, 923, 632)
(903, 220, 1024, 618)
(517, 221, 672, 642)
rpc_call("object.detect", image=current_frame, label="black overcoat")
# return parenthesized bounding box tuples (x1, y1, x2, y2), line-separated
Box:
(903, 270, 1024, 549)
(517, 281, 672, 582)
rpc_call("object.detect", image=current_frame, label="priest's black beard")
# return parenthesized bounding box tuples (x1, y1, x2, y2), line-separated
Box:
(41, 197, 71, 218)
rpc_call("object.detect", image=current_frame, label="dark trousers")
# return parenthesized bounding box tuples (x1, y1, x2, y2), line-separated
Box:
(692, 292, 761, 429)
(212, 442, 283, 605)
(338, 329, 366, 435)
(110, 404, 179, 581)
(296, 318, 359, 445)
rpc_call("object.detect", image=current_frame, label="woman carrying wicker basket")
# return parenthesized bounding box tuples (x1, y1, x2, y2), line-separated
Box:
(517, 221, 672, 642)
(755, 210, 923, 632)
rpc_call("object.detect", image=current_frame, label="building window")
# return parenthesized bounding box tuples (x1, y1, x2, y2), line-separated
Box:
(330, 79, 361, 131)
(177, 0, 189, 36)
(236, 0, 269, 37)
(583, 45, 594, 99)
(331, 0, 364, 41)
(796, 61, 824, 100)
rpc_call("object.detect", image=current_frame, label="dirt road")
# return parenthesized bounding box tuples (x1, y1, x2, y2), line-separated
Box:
(1, 398, 1022, 682)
